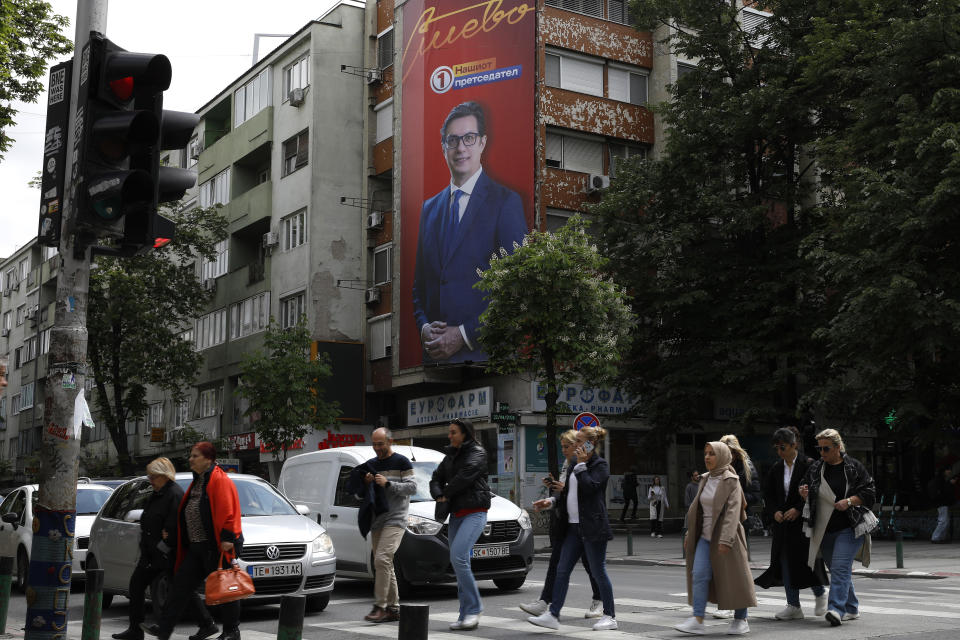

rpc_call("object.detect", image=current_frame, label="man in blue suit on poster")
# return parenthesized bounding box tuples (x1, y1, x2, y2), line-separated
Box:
(413, 101, 528, 364)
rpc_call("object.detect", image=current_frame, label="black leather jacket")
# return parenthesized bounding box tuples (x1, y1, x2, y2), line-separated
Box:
(430, 439, 491, 514)
(139, 479, 184, 570)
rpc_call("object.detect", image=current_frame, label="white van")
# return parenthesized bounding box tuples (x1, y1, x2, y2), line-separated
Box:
(278, 445, 534, 593)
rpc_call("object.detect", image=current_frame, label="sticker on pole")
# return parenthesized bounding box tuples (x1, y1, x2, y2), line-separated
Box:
(572, 412, 600, 431)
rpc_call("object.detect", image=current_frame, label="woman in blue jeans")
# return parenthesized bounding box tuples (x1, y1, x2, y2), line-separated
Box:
(430, 418, 490, 631)
(528, 426, 618, 631)
(676, 441, 757, 635)
(799, 428, 877, 626)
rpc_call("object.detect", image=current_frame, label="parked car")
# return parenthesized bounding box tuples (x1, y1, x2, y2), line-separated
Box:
(0, 483, 115, 590)
(87, 472, 335, 612)
(277, 445, 534, 594)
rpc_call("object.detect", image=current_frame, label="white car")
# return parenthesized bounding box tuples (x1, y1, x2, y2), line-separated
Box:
(0, 482, 115, 590)
(87, 472, 336, 612)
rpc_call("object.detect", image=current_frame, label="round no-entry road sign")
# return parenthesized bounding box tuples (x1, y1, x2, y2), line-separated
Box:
(573, 412, 600, 431)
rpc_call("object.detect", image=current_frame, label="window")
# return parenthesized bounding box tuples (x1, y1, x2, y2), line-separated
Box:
(180, 328, 194, 346)
(199, 387, 222, 418)
(608, 65, 647, 105)
(4, 268, 16, 291)
(234, 68, 270, 127)
(14, 348, 22, 369)
(282, 209, 307, 250)
(282, 130, 309, 176)
(545, 0, 603, 19)
(195, 309, 227, 350)
(23, 337, 36, 363)
(373, 244, 393, 285)
(609, 142, 647, 177)
(741, 7, 773, 48)
(202, 239, 229, 280)
(545, 131, 604, 174)
(280, 292, 306, 329)
(334, 465, 362, 507)
(544, 49, 603, 97)
(368, 314, 392, 360)
(199, 168, 230, 208)
(283, 55, 310, 96)
(40, 328, 51, 354)
(16, 305, 25, 326)
(175, 399, 190, 427)
(11, 394, 21, 415)
(187, 137, 201, 168)
(377, 28, 394, 70)
(2, 311, 10, 332)
(374, 99, 393, 144)
(229, 292, 270, 340)
(0, 397, 5, 423)
(19, 258, 30, 282)
(606, 0, 630, 24)
(677, 62, 696, 79)
(147, 402, 163, 431)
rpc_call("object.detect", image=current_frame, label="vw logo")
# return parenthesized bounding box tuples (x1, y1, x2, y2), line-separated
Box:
(265, 545, 281, 560)
(483, 524, 492, 537)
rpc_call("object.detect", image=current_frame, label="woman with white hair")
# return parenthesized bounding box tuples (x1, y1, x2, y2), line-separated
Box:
(799, 428, 877, 626)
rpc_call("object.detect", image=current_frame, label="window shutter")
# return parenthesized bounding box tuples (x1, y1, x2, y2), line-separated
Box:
(545, 54, 561, 88)
(375, 102, 393, 143)
(546, 133, 563, 167)
(296, 131, 309, 167)
(608, 68, 629, 102)
(561, 56, 603, 97)
(562, 136, 604, 174)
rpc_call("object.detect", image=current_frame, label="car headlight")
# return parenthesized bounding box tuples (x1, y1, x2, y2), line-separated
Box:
(406, 514, 443, 536)
(312, 532, 334, 556)
(518, 509, 532, 530)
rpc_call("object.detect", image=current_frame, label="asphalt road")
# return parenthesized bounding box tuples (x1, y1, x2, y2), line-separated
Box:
(6, 562, 960, 639)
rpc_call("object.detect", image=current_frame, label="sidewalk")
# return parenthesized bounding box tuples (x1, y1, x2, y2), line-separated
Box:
(533, 529, 960, 579)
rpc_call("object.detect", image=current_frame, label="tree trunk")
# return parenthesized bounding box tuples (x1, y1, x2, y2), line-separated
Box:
(543, 351, 560, 480)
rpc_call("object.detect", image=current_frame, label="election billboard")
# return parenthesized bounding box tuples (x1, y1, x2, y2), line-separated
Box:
(399, 0, 536, 369)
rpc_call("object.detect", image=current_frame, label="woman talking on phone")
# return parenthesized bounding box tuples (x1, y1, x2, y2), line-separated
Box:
(527, 427, 617, 631)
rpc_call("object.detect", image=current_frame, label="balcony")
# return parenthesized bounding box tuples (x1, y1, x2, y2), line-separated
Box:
(225, 180, 272, 232)
(198, 106, 274, 184)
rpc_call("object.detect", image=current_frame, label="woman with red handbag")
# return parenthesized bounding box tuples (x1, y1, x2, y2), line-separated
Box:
(142, 442, 244, 640)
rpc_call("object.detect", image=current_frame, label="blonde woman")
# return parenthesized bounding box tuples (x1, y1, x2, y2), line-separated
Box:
(720, 435, 762, 507)
(799, 429, 877, 626)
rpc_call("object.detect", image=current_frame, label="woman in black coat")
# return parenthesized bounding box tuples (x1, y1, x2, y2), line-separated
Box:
(755, 427, 827, 620)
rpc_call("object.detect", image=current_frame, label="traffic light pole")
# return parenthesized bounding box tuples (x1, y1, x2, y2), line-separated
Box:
(27, 3, 107, 640)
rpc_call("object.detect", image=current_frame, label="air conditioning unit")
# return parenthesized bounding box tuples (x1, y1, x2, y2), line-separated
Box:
(262, 231, 279, 249)
(366, 69, 383, 85)
(366, 211, 384, 229)
(288, 88, 305, 107)
(203, 278, 217, 292)
(365, 287, 381, 304)
(586, 174, 611, 193)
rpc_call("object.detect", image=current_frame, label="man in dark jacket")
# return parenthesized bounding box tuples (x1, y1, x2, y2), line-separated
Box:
(620, 466, 639, 522)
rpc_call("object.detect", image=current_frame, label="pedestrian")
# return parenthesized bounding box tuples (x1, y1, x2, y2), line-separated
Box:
(141, 442, 244, 640)
(521, 429, 604, 620)
(754, 427, 828, 620)
(528, 426, 618, 631)
(620, 466, 639, 522)
(675, 441, 757, 636)
(359, 428, 417, 623)
(720, 434, 762, 508)
(429, 419, 490, 631)
(799, 428, 878, 626)
(684, 470, 701, 510)
(929, 467, 955, 543)
(648, 476, 668, 538)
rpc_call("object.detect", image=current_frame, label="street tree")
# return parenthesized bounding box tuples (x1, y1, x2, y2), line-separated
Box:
(87, 205, 227, 473)
(236, 319, 340, 462)
(0, 0, 72, 160)
(475, 217, 633, 479)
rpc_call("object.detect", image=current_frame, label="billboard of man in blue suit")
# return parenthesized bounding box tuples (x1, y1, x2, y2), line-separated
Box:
(412, 101, 528, 364)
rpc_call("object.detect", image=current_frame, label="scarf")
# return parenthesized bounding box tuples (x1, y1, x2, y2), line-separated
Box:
(707, 441, 734, 477)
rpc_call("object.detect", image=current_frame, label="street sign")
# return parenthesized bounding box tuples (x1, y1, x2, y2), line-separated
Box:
(573, 411, 600, 430)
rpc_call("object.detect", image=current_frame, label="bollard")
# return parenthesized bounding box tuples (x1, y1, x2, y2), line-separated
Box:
(277, 595, 305, 640)
(0, 556, 12, 636)
(398, 604, 429, 640)
(82, 568, 105, 640)
(626, 528, 634, 556)
(895, 530, 904, 568)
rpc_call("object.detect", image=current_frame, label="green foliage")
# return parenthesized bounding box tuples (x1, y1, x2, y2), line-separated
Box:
(0, 0, 72, 160)
(236, 320, 340, 461)
(88, 205, 228, 471)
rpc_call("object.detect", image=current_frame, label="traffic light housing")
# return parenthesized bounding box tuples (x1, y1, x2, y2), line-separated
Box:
(75, 33, 199, 253)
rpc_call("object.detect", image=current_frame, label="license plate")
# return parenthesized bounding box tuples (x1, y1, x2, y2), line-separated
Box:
(471, 544, 510, 559)
(247, 562, 302, 578)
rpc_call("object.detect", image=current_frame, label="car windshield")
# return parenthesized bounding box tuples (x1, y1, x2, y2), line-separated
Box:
(76, 488, 114, 515)
(175, 476, 299, 517)
(409, 461, 439, 503)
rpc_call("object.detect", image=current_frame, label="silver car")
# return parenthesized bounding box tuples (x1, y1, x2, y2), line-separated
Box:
(87, 472, 335, 612)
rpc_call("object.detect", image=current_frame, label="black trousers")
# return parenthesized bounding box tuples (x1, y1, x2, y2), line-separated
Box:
(129, 562, 212, 632)
(159, 543, 237, 637)
(620, 495, 638, 520)
(651, 502, 663, 534)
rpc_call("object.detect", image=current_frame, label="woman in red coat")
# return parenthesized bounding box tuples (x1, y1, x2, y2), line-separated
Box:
(143, 442, 244, 640)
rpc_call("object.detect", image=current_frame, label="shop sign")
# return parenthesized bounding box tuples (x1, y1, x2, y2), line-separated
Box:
(224, 432, 258, 451)
(530, 381, 638, 415)
(407, 386, 493, 426)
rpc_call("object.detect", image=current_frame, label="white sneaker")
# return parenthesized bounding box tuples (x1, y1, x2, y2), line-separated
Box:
(814, 593, 828, 617)
(584, 600, 603, 618)
(657, 534, 664, 538)
(774, 605, 803, 620)
(825, 610, 842, 627)
(841, 612, 859, 621)
(651, 532, 657, 537)
(449, 614, 480, 630)
(528, 611, 560, 630)
(674, 617, 706, 635)
(592, 616, 618, 631)
(727, 619, 750, 635)
(520, 599, 548, 616)
(712, 609, 734, 619)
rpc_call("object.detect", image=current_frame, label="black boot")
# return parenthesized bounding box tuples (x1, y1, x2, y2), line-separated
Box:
(113, 629, 144, 640)
(189, 623, 220, 640)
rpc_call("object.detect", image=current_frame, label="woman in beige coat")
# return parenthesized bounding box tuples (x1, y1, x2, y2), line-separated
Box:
(676, 441, 758, 635)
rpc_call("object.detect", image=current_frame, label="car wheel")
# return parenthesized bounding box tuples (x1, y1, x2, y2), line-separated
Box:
(305, 593, 330, 613)
(16, 547, 29, 591)
(150, 572, 171, 613)
(493, 575, 526, 591)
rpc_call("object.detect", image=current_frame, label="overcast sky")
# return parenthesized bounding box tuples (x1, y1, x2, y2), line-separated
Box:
(1, 0, 339, 259)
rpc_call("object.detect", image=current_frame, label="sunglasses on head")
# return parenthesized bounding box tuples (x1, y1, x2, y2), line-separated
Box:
(816, 445, 832, 452)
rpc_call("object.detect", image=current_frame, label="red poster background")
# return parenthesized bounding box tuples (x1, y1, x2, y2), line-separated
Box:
(399, 0, 536, 369)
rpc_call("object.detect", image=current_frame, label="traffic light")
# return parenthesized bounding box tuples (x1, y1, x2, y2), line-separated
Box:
(75, 32, 199, 253)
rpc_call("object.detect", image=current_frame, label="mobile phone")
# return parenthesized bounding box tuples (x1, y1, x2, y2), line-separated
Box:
(582, 441, 594, 453)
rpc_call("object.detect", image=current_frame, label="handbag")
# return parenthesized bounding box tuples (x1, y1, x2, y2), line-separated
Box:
(205, 552, 255, 605)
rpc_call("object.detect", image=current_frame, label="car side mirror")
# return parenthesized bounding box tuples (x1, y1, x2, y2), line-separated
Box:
(1, 513, 18, 527)
(124, 509, 144, 523)
(295, 504, 310, 516)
